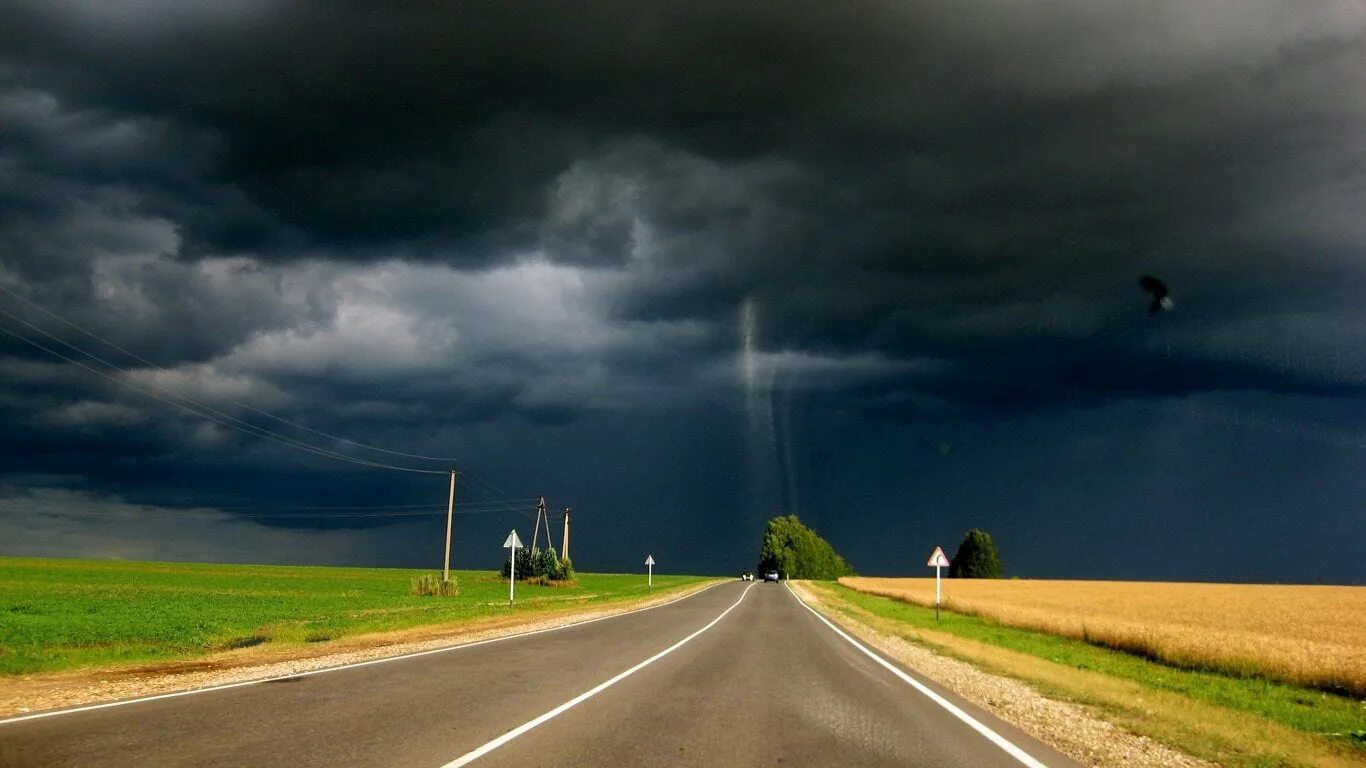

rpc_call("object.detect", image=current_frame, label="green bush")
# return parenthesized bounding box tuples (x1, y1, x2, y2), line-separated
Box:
(499, 547, 573, 581)
(500, 548, 535, 579)
(948, 528, 1003, 578)
(534, 547, 560, 580)
(410, 573, 459, 596)
(756, 515, 854, 580)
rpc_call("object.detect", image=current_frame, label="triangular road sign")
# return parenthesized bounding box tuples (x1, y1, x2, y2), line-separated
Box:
(504, 529, 523, 549)
(645, 555, 655, 566)
(926, 546, 950, 567)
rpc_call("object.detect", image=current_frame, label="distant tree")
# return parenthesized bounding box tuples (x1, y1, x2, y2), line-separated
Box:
(757, 515, 855, 580)
(948, 528, 1003, 578)
(500, 547, 573, 582)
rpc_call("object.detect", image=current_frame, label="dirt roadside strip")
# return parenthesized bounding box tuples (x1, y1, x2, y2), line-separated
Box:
(0, 579, 726, 720)
(788, 581, 1214, 768)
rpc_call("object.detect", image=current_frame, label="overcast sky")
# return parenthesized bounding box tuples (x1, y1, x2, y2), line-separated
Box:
(1, 1, 1363, 583)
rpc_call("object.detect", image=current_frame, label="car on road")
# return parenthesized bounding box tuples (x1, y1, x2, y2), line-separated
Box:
(741, 572, 753, 581)
(763, 570, 780, 583)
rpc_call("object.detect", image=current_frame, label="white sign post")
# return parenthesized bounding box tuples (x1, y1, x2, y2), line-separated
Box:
(645, 554, 655, 589)
(504, 529, 523, 607)
(926, 546, 950, 622)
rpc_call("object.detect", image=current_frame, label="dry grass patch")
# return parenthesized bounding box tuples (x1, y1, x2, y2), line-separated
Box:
(521, 576, 580, 587)
(409, 573, 459, 596)
(842, 577, 1366, 696)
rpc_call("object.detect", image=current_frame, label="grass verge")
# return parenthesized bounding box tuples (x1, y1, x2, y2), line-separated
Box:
(810, 582, 1365, 768)
(0, 556, 714, 676)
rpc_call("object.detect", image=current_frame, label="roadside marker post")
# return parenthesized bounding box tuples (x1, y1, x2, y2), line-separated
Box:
(645, 554, 655, 589)
(504, 529, 523, 607)
(926, 546, 950, 622)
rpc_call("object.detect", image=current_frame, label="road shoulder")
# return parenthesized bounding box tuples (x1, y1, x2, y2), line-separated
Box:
(789, 580, 1213, 768)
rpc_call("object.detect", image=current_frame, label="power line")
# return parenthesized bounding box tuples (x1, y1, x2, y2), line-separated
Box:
(212, 499, 539, 511)
(0, 289, 548, 520)
(1, 498, 539, 517)
(0, 284, 459, 463)
(458, 467, 526, 507)
(0, 306, 446, 473)
(4, 505, 540, 519)
(0, 317, 447, 475)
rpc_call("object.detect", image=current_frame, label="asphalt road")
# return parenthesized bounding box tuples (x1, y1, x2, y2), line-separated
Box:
(0, 581, 1081, 768)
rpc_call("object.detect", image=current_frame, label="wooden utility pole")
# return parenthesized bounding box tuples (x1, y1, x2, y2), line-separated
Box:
(442, 469, 460, 583)
(561, 507, 571, 561)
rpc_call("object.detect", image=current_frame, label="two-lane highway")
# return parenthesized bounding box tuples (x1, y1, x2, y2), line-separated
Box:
(0, 581, 1080, 767)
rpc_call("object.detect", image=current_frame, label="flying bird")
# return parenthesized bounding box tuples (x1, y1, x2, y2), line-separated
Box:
(1139, 275, 1174, 315)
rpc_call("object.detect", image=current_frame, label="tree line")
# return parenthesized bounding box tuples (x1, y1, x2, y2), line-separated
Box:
(757, 515, 855, 579)
(755, 516, 1005, 579)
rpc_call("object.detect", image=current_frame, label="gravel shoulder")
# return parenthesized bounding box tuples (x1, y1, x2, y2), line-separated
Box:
(0, 579, 724, 719)
(790, 580, 1214, 768)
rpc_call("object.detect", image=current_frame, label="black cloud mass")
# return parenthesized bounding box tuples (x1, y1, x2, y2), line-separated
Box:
(1, 2, 1363, 582)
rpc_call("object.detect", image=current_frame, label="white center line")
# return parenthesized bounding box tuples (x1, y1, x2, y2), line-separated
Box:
(440, 581, 756, 768)
(787, 583, 1051, 768)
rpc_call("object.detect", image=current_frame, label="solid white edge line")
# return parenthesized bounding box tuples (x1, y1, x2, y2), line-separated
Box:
(786, 583, 1051, 768)
(440, 581, 756, 768)
(0, 579, 730, 726)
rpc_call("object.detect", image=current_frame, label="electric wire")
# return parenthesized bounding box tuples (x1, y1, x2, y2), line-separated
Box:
(211, 499, 539, 511)
(456, 468, 526, 507)
(0, 283, 459, 463)
(0, 308, 445, 472)
(0, 290, 549, 503)
(0, 318, 447, 474)
(4, 505, 540, 519)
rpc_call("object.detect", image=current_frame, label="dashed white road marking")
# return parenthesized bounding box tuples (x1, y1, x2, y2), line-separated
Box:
(440, 581, 757, 768)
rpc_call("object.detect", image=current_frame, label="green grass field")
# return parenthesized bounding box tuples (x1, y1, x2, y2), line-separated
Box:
(816, 583, 1365, 768)
(0, 557, 714, 676)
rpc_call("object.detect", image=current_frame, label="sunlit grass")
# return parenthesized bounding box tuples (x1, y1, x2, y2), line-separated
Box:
(0, 556, 711, 675)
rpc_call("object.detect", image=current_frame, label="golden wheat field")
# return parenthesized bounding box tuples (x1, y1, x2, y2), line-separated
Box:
(840, 577, 1366, 697)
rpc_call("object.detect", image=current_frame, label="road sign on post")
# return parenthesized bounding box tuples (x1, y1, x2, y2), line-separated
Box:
(927, 546, 950, 622)
(645, 555, 655, 589)
(505, 529, 523, 607)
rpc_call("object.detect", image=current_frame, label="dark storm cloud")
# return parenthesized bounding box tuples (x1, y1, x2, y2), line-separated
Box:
(2, 2, 1365, 579)
(3, 1, 1356, 268)
(2, 0, 1363, 410)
